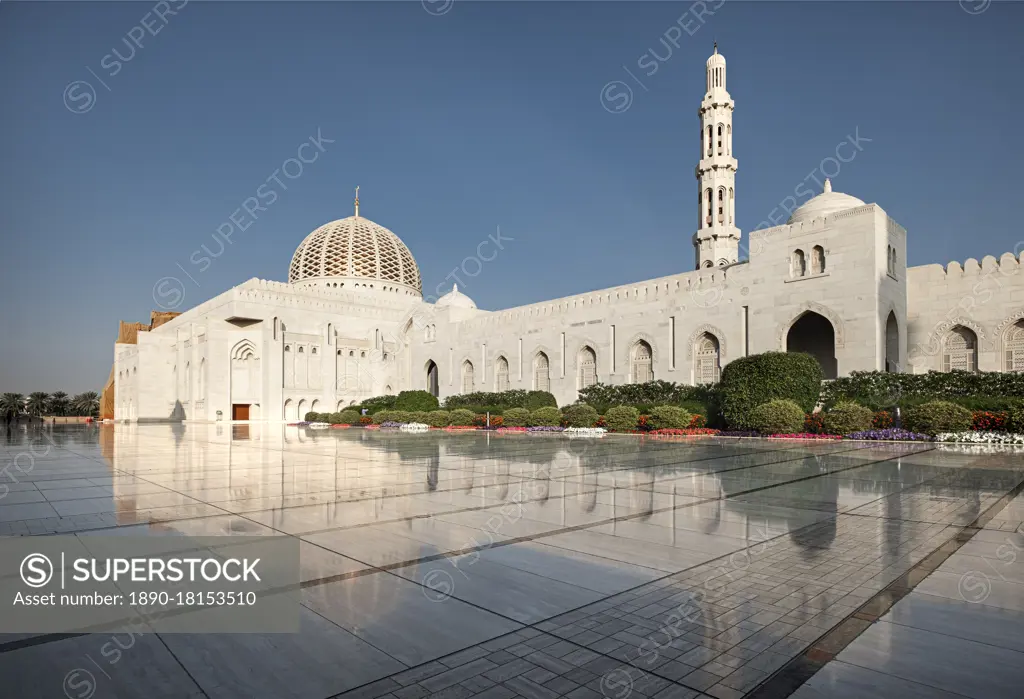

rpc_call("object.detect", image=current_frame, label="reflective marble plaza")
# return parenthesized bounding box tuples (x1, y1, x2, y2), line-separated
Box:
(1, 425, 1023, 699)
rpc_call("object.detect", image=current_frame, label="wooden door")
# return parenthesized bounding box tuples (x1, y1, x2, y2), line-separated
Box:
(232, 404, 250, 420)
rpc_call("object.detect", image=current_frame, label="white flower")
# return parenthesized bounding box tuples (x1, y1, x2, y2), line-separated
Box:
(308, 422, 331, 429)
(935, 431, 1024, 445)
(564, 427, 607, 437)
(400, 422, 430, 433)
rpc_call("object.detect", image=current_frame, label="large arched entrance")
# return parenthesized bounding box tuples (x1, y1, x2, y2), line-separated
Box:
(885, 312, 899, 372)
(425, 360, 439, 397)
(787, 312, 837, 379)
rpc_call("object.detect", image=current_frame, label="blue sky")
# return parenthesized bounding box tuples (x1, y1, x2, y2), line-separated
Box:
(1, 1, 1021, 393)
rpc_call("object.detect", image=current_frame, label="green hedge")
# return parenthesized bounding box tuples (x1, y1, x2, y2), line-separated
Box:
(577, 380, 717, 414)
(720, 352, 822, 429)
(530, 406, 562, 427)
(359, 395, 397, 415)
(303, 412, 320, 422)
(821, 370, 1024, 411)
(448, 408, 476, 426)
(748, 399, 806, 435)
(337, 410, 362, 425)
(647, 406, 692, 430)
(562, 404, 599, 428)
(394, 390, 439, 412)
(442, 390, 556, 412)
(821, 401, 873, 435)
(605, 406, 640, 432)
(425, 410, 450, 427)
(503, 407, 531, 427)
(903, 400, 973, 436)
(372, 410, 414, 425)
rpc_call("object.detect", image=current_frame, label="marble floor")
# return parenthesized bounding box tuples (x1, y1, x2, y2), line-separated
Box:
(1, 424, 1023, 699)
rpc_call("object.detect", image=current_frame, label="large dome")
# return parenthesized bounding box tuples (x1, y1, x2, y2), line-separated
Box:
(787, 179, 866, 225)
(288, 214, 422, 295)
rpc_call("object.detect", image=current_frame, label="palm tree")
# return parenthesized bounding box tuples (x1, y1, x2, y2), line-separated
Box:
(26, 392, 49, 417)
(47, 391, 70, 417)
(0, 393, 25, 422)
(72, 391, 100, 417)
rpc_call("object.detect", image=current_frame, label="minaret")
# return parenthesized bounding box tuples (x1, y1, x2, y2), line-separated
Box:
(693, 43, 741, 269)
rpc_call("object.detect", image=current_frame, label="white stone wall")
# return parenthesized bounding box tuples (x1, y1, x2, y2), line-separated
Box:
(906, 252, 1024, 373)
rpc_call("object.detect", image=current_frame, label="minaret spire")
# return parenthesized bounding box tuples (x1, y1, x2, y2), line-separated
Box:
(693, 45, 741, 269)
(354, 186, 360, 217)
(823, 178, 832, 193)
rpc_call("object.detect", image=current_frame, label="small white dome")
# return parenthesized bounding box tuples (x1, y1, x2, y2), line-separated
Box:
(787, 179, 866, 225)
(435, 284, 476, 309)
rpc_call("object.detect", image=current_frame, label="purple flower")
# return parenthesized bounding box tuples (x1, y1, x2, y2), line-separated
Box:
(526, 426, 565, 432)
(846, 428, 932, 441)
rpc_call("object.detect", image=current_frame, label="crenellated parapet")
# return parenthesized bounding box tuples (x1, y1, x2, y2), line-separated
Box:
(909, 252, 1021, 281)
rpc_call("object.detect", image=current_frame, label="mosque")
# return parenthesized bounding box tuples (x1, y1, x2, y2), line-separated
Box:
(103, 47, 1024, 422)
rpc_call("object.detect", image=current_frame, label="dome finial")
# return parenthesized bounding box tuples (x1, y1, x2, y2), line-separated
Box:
(713, 40, 717, 54)
(823, 178, 832, 193)
(354, 185, 360, 217)
(453, 283, 458, 293)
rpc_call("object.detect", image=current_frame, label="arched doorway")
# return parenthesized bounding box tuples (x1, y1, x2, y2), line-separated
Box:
(426, 360, 439, 397)
(885, 312, 899, 372)
(787, 312, 837, 379)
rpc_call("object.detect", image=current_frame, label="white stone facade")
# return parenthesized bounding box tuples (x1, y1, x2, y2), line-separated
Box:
(112, 49, 1024, 422)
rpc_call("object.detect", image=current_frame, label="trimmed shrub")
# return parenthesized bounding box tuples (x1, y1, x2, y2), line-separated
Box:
(408, 411, 432, 424)
(821, 401, 874, 435)
(395, 390, 439, 412)
(720, 352, 823, 429)
(337, 410, 361, 425)
(605, 406, 640, 432)
(373, 410, 413, 425)
(903, 401, 972, 436)
(648, 406, 692, 430)
(525, 391, 557, 410)
(562, 404, 599, 428)
(503, 407, 531, 427)
(748, 400, 806, 435)
(448, 409, 476, 427)
(327, 412, 342, 424)
(425, 410, 450, 428)
(303, 412, 320, 422)
(530, 406, 562, 427)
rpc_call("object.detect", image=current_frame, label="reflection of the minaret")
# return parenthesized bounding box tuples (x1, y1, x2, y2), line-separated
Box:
(789, 455, 839, 556)
(577, 460, 599, 513)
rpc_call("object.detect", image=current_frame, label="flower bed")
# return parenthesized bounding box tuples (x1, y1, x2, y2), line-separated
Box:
(769, 433, 843, 440)
(495, 426, 528, 433)
(331, 424, 352, 429)
(935, 431, 1024, 444)
(379, 421, 405, 429)
(846, 428, 932, 441)
(717, 430, 760, 437)
(648, 428, 720, 436)
(526, 426, 564, 432)
(443, 425, 479, 431)
(364, 424, 381, 430)
(400, 422, 430, 433)
(971, 411, 1010, 432)
(308, 422, 331, 429)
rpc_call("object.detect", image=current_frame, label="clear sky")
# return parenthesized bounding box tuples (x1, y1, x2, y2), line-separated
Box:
(1, 1, 1021, 394)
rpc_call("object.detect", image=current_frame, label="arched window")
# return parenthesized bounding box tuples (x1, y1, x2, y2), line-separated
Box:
(495, 356, 510, 391)
(811, 246, 825, 274)
(695, 333, 721, 385)
(461, 360, 474, 394)
(705, 188, 713, 226)
(707, 125, 713, 156)
(534, 352, 550, 392)
(728, 187, 734, 225)
(1005, 320, 1024, 372)
(630, 341, 653, 383)
(727, 124, 732, 154)
(578, 346, 597, 389)
(942, 326, 978, 372)
(792, 249, 806, 277)
(717, 124, 723, 155)
(717, 188, 725, 224)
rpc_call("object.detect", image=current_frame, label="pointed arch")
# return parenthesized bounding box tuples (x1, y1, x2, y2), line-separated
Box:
(629, 340, 653, 384)
(231, 339, 257, 361)
(942, 325, 979, 372)
(577, 345, 597, 389)
(693, 333, 721, 384)
(495, 355, 510, 391)
(461, 360, 475, 394)
(785, 311, 838, 379)
(1005, 319, 1024, 372)
(778, 302, 846, 349)
(533, 352, 550, 392)
(686, 324, 728, 360)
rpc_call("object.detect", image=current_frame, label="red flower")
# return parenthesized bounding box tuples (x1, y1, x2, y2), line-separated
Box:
(872, 411, 893, 429)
